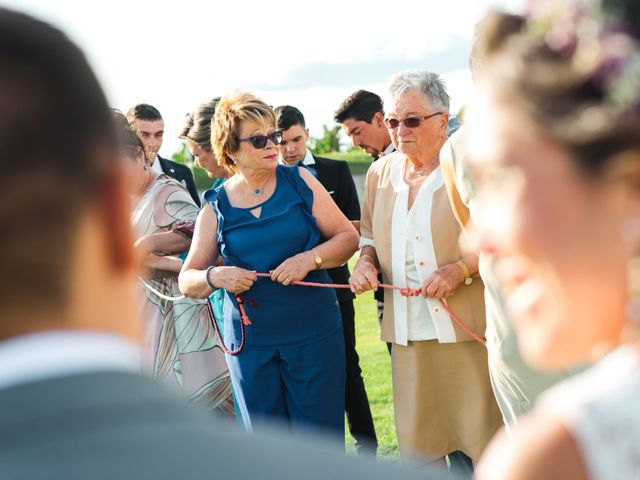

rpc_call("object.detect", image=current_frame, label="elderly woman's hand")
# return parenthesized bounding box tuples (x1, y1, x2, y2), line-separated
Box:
(210, 266, 257, 294)
(349, 255, 379, 294)
(271, 252, 316, 286)
(420, 263, 465, 299)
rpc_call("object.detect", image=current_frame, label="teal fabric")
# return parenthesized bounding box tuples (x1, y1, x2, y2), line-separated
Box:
(208, 177, 228, 337)
(211, 177, 226, 190)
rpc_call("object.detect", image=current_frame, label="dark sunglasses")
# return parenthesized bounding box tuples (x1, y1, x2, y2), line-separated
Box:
(384, 112, 443, 129)
(238, 131, 283, 149)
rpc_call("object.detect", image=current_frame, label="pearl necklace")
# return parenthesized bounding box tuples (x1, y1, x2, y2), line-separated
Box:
(404, 157, 439, 187)
(410, 163, 427, 174)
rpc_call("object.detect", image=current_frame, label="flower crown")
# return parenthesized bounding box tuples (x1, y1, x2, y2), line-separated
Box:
(527, 0, 640, 118)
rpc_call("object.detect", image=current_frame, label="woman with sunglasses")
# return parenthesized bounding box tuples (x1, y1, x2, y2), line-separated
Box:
(179, 92, 359, 438)
(113, 112, 235, 417)
(349, 71, 501, 471)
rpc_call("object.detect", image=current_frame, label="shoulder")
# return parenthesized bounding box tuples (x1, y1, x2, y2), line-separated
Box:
(155, 175, 190, 195)
(159, 156, 191, 175)
(313, 156, 352, 180)
(447, 126, 468, 162)
(476, 410, 589, 480)
(203, 180, 228, 207)
(313, 156, 347, 169)
(535, 348, 640, 478)
(368, 151, 401, 178)
(151, 176, 198, 212)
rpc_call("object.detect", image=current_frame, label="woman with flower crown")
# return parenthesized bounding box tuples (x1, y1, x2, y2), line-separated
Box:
(469, 0, 640, 478)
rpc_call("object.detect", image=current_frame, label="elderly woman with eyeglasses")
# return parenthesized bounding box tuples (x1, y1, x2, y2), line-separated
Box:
(179, 92, 359, 439)
(349, 71, 501, 470)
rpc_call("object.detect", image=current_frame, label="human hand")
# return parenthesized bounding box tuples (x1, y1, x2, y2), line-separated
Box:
(349, 256, 379, 294)
(210, 266, 257, 294)
(420, 263, 465, 299)
(134, 234, 156, 256)
(271, 252, 315, 286)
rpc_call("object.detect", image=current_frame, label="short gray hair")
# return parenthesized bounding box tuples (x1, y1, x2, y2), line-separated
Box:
(384, 70, 450, 113)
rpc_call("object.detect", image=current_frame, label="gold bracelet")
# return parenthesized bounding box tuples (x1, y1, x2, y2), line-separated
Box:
(457, 259, 473, 285)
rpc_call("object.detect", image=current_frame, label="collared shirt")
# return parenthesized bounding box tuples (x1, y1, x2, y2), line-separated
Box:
(301, 149, 315, 166)
(382, 143, 396, 158)
(278, 149, 315, 167)
(150, 154, 163, 174)
(280, 149, 317, 177)
(387, 165, 452, 344)
(405, 200, 437, 341)
(0, 331, 142, 390)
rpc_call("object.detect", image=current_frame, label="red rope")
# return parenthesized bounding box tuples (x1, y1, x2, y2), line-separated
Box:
(207, 272, 486, 355)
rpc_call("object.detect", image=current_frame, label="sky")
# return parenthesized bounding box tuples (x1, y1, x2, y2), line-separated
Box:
(2, 0, 527, 157)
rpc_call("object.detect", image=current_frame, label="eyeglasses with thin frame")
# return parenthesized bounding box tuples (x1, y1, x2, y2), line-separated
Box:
(384, 112, 443, 129)
(238, 131, 283, 149)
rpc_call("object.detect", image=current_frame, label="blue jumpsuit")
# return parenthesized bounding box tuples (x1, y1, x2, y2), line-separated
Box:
(204, 165, 345, 438)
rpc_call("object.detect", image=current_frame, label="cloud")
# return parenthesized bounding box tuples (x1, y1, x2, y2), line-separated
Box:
(248, 35, 471, 91)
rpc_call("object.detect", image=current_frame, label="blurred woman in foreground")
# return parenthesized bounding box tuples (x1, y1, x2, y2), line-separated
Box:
(469, 1, 640, 478)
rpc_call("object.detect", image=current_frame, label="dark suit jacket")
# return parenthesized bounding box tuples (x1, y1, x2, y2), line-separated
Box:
(158, 155, 200, 207)
(312, 155, 360, 302)
(0, 370, 450, 479)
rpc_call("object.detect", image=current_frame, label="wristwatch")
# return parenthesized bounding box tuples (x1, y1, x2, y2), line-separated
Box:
(311, 250, 322, 270)
(457, 259, 473, 285)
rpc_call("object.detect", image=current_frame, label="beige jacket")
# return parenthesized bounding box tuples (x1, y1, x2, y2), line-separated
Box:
(360, 152, 486, 345)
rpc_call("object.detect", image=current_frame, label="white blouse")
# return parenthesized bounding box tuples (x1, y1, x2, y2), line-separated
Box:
(539, 345, 640, 479)
(387, 162, 457, 345)
(405, 199, 437, 341)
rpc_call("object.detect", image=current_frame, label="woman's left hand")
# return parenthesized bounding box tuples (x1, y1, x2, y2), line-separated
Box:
(420, 263, 465, 299)
(271, 252, 315, 286)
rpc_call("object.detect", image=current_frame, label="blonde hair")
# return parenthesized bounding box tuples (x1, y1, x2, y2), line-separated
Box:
(212, 91, 276, 174)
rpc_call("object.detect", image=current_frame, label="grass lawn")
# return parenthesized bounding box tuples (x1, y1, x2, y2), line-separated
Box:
(345, 258, 400, 460)
(324, 149, 372, 175)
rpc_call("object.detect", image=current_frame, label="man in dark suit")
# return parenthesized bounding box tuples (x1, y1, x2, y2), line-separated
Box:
(127, 103, 200, 206)
(0, 8, 457, 480)
(275, 106, 378, 457)
(334, 91, 395, 355)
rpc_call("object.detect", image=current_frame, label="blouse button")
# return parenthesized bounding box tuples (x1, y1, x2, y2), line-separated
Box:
(433, 307, 440, 313)
(419, 261, 425, 266)
(415, 235, 421, 240)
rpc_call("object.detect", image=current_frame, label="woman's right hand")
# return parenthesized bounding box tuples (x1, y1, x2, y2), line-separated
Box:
(209, 266, 257, 294)
(349, 257, 379, 294)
